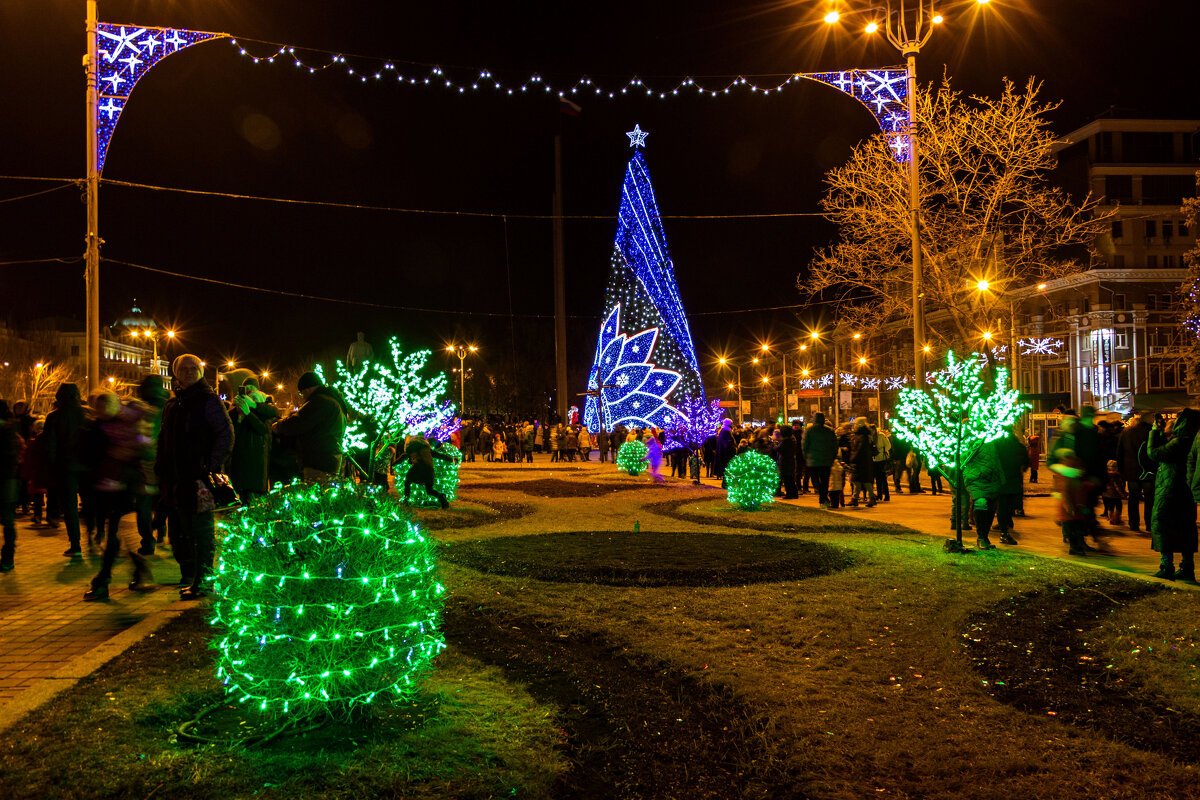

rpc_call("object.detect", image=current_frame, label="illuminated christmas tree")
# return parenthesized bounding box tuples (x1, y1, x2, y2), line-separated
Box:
(891, 351, 1029, 550)
(317, 338, 459, 475)
(584, 126, 702, 433)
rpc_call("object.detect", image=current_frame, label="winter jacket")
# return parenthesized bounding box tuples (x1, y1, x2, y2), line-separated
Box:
(848, 427, 875, 474)
(778, 434, 796, 476)
(1116, 420, 1152, 482)
(1050, 455, 1091, 523)
(1148, 410, 1199, 554)
(993, 431, 1030, 495)
(43, 386, 85, 484)
(156, 380, 234, 512)
(714, 426, 736, 477)
(872, 431, 892, 464)
(274, 386, 346, 474)
(961, 440, 1004, 501)
(0, 422, 19, 481)
(229, 400, 279, 496)
(802, 423, 837, 468)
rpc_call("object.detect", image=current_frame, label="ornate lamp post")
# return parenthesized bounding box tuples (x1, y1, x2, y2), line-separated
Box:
(446, 344, 478, 415)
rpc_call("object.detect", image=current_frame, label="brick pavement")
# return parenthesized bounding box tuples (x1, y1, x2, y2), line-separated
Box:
(0, 512, 184, 706)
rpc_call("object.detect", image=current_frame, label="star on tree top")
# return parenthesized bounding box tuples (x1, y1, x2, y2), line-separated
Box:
(626, 124, 649, 148)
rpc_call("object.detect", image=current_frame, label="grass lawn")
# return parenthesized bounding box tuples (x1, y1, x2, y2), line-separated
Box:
(3, 476, 1200, 799)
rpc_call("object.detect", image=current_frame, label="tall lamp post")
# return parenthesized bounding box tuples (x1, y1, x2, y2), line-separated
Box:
(824, 1, 996, 389)
(130, 328, 175, 375)
(447, 344, 478, 416)
(85, 0, 100, 392)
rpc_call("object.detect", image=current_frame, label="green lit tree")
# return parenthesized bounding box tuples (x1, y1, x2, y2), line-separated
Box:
(616, 440, 649, 476)
(724, 450, 779, 510)
(317, 338, 457, 476)
(891, 351, 1029, 550)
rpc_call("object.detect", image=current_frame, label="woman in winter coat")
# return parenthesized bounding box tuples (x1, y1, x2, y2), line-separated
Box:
(0, 401, 21, 572)
(228, 379, 279, 503)
(43, 383, 86, 555)
(1148, 408, 1199, 581)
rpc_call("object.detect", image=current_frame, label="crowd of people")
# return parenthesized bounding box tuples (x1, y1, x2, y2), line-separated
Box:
(0, 355, 355, 601)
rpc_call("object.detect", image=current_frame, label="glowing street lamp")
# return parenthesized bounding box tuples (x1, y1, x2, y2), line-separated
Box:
(447, 344, 478, 415)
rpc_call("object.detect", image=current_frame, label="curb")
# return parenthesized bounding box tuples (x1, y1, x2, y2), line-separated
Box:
(0, 606, 189, 734)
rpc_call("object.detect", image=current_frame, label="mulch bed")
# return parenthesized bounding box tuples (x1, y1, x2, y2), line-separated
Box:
(443, 601, 807, 799)
(645, 497, 911, 534)
(960, 578, 1200, 762)
(459, 478, 663, 498)
(440, 530, 853, 586)
(408, 498, 534, 531)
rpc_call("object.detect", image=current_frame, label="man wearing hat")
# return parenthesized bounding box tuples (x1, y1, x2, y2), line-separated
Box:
(274, 372, 347, 482)
(157, 354, 234, 600)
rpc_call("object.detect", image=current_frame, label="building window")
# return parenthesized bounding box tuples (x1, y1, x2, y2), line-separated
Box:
(1116, 363, 1131, 390)
(1115, 332, 1128, 349)
(1150, 364, 1162, 389)
(1165, 364, 1179, 389)
(1145, 220, 1157, 238)
(1164, 255, 1177, 268)
(1111, 220, 1124, 239)
(1163, 220, 1174, 238)
(1148, 255, 1158, 268)
(1143, 174, 1195, 205)
(1105, 174, 1133, 201)
(1115, 293, 1127, 310)
(1112, 255, 1126, 268)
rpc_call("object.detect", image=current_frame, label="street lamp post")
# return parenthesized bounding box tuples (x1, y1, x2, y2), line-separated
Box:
(85, 0, 100, 392)
(447, 344, 477, 416)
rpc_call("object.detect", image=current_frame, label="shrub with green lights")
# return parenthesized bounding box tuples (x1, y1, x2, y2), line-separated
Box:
(724, 450, 780, 510)
(616, 439, 649, 476)
(393, 442, 462, 507)
(212, 481, 445, 720)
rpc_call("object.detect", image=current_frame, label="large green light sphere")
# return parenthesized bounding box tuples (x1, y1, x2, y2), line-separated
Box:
(616, 440, 649, 476)
(212, 481, 445, 719)
(724, 450, 780, 510)
(393, 442, 462, 507)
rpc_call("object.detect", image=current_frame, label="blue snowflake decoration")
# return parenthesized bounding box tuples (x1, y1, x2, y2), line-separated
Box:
(585, 141, 702, 431)
(587, 305, 685, 431)
(808, 69, 909, 161)
(96, 23, 226, 172)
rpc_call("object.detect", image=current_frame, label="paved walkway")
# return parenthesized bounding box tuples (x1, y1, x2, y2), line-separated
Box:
(0, 514, 182, 707)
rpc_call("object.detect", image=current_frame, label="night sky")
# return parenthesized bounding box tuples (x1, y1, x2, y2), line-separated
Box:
(1, 0, 1196, 401)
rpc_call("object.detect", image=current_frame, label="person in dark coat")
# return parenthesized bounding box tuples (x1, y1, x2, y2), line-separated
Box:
(1147, 408, 1199, 581)
(43, 383, 86, 556)
(1116, 411, 1154, 532)
(802, 412, 837, 508)
(133, 375, 168, 555)
(1027, 434, 1042, 483)
(1073, 406, 1107, 522)
(778, 425, 798, 499)
(228, 377, 279, 502)
(961, 438, 1005, 549)
(847, 418, 876, 507)
(157, 354, 234, 600)
(993, 426, 1030, 545)
(273, 372, 346, 481)
(714, 419, 737, 483)
(401, 432, 451, 508)
(0, 401, 20, 572)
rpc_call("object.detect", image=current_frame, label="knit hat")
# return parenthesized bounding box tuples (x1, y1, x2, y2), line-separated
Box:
(171, 353, 202, 376)
(854, 416, 869, 428)
(297, 371, 322, 392)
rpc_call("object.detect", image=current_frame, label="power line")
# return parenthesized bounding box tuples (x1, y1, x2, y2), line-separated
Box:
(101, 178, 826, 220)
(0, 256, 82, 267)
(0, 183, 77, 204)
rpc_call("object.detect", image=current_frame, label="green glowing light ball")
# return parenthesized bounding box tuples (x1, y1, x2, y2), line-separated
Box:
(393, 442, 462, 507)
(212, 481, 445, 719)
(616, 440, 649, 476)
(724, 450, 780, 510)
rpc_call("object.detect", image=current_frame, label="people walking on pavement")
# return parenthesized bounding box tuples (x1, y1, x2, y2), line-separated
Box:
(871, 426, 891, 502)
(1116, 411, 1154, 532)
(994, 425, 1030, 545)
(961, 438, 1004, 550)
(158, 354, 234, 601)
(1146, 408, 1198, 581)
(133, 375, 168, 555)
(82, 388, 155, 601)
(646, 430, 666, 483)
(0, 400, 20, 572)
(273, 372, 346, 482)
(44, 383, 85, 557)
(1103, 460, 1126, 525)
(1027, 434, 1042, 483)
(802, 412, 836, 508)
(847, 418, 876, 507)
(1050, 448, 1094, 557)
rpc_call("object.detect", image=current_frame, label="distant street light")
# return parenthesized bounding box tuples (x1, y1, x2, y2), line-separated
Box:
(446, 344, 478, 415)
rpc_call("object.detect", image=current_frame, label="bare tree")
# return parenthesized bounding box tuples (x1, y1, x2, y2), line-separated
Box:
(801, 76, 1112, 354)
(1179, 171, 1200, 385)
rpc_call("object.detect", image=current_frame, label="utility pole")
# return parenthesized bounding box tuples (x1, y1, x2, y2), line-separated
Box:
(552, 135, 569, 422)
(85, 0, 100, 392)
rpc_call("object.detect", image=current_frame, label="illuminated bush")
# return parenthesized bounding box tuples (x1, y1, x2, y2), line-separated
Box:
(212, 481, 445, 719)
(616, 440, 649, 476)
(393, 443, 462, 507)
(724, 451, 780, 510)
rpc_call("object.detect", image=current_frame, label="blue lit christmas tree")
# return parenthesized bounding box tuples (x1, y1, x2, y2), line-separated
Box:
(584, 125, 703, 432)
